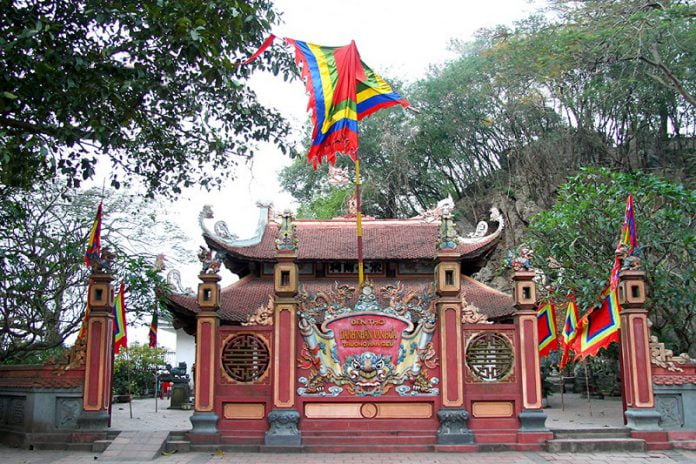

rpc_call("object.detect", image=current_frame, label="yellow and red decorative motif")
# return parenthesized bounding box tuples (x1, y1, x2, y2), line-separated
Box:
(536, 301, 558, 357)
(572, 287, 621, 359)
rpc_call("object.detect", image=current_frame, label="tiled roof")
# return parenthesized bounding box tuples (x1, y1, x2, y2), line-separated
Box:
(167, 275, 514, 323)
(204, 217, 501, 262)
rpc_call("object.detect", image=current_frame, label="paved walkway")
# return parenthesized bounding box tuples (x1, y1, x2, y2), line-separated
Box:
(2, 446, 695, 464)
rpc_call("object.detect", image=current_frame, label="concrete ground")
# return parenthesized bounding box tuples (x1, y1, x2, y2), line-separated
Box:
(111, 397, 193, 431)
(2, 446, 695, 464)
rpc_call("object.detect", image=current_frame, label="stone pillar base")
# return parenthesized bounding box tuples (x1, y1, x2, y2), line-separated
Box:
(190, 411, 219, 434)
(625, 408, 661, 431)
(77, 410, 110, 431)
(519, 409, 548, 432)
(437, 408, 474, 444)
(265, 409, 301, 446)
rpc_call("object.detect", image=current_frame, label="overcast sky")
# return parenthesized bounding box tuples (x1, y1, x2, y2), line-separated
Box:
(170, 0, 542, 243)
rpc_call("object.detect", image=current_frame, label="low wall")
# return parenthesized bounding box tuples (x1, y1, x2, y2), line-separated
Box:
(0, 364, 84, 447)
(653, 364, 696, 430)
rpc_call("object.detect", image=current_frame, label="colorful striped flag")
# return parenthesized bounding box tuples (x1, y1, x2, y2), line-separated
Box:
(84, 202, 103, 268)
(571, 287, 621, 360)
(285, 38, 409, 167)
(148, 310, 158, 348)
(559, 296, 580, 369)
(610, 194, 638, 288)
(113, 282, 128, 354)
(537, 300, 559, 357)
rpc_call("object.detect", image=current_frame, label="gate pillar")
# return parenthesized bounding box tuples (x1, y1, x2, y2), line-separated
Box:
(190, 272, 221, 435)
(512, 270, 548, 431)
(435, 250, 473, 444)
(619, 270, 661, 430)
(77, 272, 115, 430)
(266, 214, 301, 446)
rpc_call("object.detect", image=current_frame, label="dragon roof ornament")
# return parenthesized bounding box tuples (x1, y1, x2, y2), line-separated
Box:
(199, 202, 271, 247)
(458, 207, 505, 244)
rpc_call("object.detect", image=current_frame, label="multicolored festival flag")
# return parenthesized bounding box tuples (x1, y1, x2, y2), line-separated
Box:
(610, 194, 638, 288)
(537, 300, 559, 357)
(84, 202, 103, 267)
(559, 296, 580, 369)
(148, 310, 158, 348)
(571, 287, 621, 360)
(242, 35, 409, 167)
(113, 282, 128, 354)
(286, 38, 409, 167)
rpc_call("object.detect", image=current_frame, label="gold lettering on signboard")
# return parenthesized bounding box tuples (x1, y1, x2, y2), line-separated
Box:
(338, 319, 396, 347)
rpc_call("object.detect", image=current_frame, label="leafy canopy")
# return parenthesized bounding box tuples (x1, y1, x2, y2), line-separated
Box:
(527, 168, 696, 355)
(1, 0, 294, 196)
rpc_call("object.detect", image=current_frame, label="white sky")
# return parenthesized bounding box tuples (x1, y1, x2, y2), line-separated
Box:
(125, 0, 542, 343)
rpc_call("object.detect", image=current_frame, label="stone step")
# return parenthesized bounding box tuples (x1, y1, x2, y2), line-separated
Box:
(299, 444, 435, 453)
(31, 442, 94, 452)
(552, 428, 632, 439)
(164, 439, 191, 453)
(546, 438, 646, 453)
(92, 439, 113, 452)
(672, 440, 696, 450)
(302, 434, 435, 445)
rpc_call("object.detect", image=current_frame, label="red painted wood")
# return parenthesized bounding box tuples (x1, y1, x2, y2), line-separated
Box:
(86, 320, 102, 408)
(278, 308, 292, 404)
(444, 307, 459, 404)
(198, 321, 212, 409)
(632, 317, 651, 405)
(522, 318, 538, 406)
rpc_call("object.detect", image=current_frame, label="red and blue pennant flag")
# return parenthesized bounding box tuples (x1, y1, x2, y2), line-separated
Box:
(610, 194, 638, 288)
(242, 35, 409, 167)
(84, 202, 103, 267)
(537, 300, 559, 357)
(148, 310, 158, 348)
(559, 295, 580, 370)
(113, 282, 128, 354)
(572, 287, 621, 360)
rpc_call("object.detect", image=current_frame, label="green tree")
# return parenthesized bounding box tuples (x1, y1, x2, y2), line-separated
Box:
(527, 168, 696, 355)
(0, 0, 294, 196)
(0, 183, 189, 363)
(113, 343, 168, 397)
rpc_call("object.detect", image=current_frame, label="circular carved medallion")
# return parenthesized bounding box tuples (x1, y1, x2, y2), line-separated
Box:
(221, 334, 270, 383)
(465, 333, 514, 382)
(360, 403, 378, 418)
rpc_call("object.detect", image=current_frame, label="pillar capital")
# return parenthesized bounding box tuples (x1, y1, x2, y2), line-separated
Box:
(619, 269, 647, 310)
(197, 272, 221, 311)
(87, 272, 114, 313)
(512, 270, 537, 313)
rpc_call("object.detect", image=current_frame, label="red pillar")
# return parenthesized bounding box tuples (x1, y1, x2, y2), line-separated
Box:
(435, 252, 473, 445)
(190, 272, 221, 436)
(512, 270, 548, 433)
(619, 270, 661, 430)
(265, 252, 301, 446)
(78, 272, 115, 430)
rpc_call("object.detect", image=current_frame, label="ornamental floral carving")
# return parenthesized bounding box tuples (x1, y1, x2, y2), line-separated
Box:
(461, 295, 491, 324)
(243, 296, 274, 326)
(296, 282, 439, 397)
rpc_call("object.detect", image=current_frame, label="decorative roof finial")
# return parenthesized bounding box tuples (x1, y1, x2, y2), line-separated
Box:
(438, 212, 458, 250)
(275, 210, 298, 251)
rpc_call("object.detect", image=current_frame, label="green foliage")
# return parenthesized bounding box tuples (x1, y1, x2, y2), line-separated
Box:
(280, 0, 695, 222)
(527, 167, 696, 355)
(0, 0, 295, 197)
(0, 183, 189, 363)
(113, 343, 168, 397)
(296, 187, 352, 219)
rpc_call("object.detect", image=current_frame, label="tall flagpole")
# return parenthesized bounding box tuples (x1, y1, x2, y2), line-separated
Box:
(355, 154, 364, 285)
